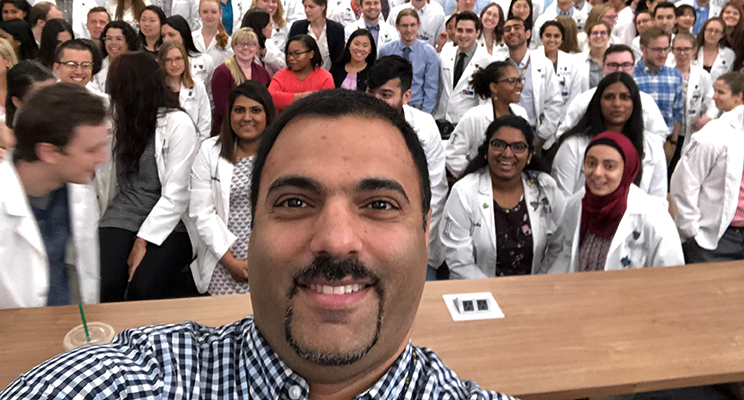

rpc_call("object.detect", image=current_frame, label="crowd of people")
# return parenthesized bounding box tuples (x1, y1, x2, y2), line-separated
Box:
(1, 0, 744, 396)
(0, 0, 742, 308)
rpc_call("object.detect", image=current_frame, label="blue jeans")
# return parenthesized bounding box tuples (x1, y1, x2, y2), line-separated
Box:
(426, 265, 438, 281)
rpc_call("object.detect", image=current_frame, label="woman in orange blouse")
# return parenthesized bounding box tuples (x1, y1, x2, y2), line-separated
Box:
(268, 34, 333, 111)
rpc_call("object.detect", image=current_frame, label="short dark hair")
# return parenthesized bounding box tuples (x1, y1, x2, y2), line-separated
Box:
(507, 0, 533, 31)
(38, 18, 73, 68)
(455, 11, 482, 32)
(13, 83, 107, 163)
(717, 71, 744, 96)
(0, 0, 31, 23)
(219, 80, 277, 163)
(640, 25, 670, 47)
(366, 55, 412, 92)
(337, 28, 376, 67)
(285, 34, 323, 69)
(539, 20, 565, 39)
(29, 2, 56, 27)
(87, 6, 109, 19)
(55, 39, 103, 75)
(164, 15, 200, 56)
(461, 114, 545, 177)
(604, 43, 635, 63)
(241, 8, 271, 48)
(137, 5, 165, 50)
(653, 1, 676, 18)
(99, 21, 139, 58)
(0, 19, 38, 60)
(304, 0, 328, 16)
(6, 60, 53, 126)
(675, 4, 696, 23)
(249, 89, 431, 229)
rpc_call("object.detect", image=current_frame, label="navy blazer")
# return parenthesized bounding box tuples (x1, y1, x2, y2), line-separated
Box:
(288, 19, 346, 65)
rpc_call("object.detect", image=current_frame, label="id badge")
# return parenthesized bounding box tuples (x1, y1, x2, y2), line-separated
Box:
(462, 89, 474, 98)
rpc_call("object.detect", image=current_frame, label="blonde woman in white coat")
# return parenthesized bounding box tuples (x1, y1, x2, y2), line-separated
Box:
(190, 81, 275, 294)
(446, 61, 528, 177)
(552, 72, 668, 201)
(693, 17, 735, 83)
(548, 131, 683, 274)
(670, 75, 744, 263)
(193, 0, 234, 67)
(538, 22, 582, 116)
(159, 42, 212, 142)
(97, 52, 199, 302)
(442, 115, 566, 279)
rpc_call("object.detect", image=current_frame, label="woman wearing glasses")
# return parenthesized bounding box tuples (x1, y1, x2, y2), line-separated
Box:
(576, 4, 617, 52)
(548, 131, 683, 273)
(552, 72, 668, 201)
(694, 17, 735, 83)
(441, 115, 566, 279)
(576, 20, 610, 92)
(268, 34, 333, 111)
(93, 21, 139, 92)
(211, 27, 270, 135)
(445, 61, 528, 178)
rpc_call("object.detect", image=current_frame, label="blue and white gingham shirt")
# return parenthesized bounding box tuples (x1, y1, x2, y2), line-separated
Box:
(633, 60, 684, 133)
(1, 317, 517, 400)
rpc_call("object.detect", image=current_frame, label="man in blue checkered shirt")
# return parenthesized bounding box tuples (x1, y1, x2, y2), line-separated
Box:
(633, 26, 684, 149)
(1, 90, 517, 400)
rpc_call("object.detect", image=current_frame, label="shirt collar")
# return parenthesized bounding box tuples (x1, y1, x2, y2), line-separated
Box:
(556, 5, 573, 16)
(693, 0, 709, 10)
(247, 319, 418, 400)
(509, 49, 531, 68)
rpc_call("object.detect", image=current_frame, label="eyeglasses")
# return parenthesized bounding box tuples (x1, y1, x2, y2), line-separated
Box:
(648, 46, 670, 53)
(604, 62, 634, 71)
(705, 28, 724, 35)
(164, 56, 185, 64)
(103, 36, 125, 43)
(498, 77, 525, 86)
(672, 46, 694, 53)
(234, 42, 257, 49)
(489, 138, 529, 153)
(58, 61, 93, 70)
(590, 30, 609, 37)
(287, 50, 312, 58)
(603, 14, 618, 21)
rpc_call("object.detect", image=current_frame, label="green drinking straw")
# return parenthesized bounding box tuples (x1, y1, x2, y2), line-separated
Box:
(78, 303, 91, 344)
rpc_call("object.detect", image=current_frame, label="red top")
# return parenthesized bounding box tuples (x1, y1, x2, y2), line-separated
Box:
(268, 67, 335, 111)
(211, 62, 271, 136)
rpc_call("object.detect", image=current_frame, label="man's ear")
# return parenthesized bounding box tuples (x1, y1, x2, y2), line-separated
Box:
(35, 143, 61, 164)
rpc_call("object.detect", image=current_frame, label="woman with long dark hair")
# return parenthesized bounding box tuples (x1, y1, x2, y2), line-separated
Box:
(37, 19, 74, 69)
(241, 8, 285, 75)
(162, 15, 215, 89)
(330, 28, 375, 91)
(552, 72, 668, 200)
(190, 81, 276, 295)
(445, 61, 528, 177)
(93, 21, 139, 92)
(441, 115, 565, 279)
(549, 131, 682, 273)
(0, 19, 38, 60)
(5, 60, 53, 126)
(98, 51, 198, 302)
(268, 34, 333, 111)
(0, 0, 30, 23)
(138, 5, 165, 56)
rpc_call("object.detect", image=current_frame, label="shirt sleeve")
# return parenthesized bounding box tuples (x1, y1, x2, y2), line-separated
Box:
(423, 48, 440, 114)
(673, 74, 685, 124)
(268, 70, 296, 110)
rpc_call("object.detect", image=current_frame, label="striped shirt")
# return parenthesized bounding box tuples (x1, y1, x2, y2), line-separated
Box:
(0, 317, 518, 400)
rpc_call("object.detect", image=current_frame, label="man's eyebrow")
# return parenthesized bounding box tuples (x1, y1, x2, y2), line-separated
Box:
(267, 175, 323, 195)
(355, 178, 410, 204)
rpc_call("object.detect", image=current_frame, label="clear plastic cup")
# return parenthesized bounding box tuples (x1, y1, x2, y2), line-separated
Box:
(63, 322, 117, 351)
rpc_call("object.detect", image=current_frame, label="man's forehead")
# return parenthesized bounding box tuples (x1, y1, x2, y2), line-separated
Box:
(606, 52, 633, 62)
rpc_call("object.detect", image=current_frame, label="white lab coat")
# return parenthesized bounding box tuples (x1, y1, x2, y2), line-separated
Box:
(328, 0, 359, 27)
(434, 44, 492, 124)
(283, 0, 307, 25)
(189, 136, 238, 293)
(556, 88, 671, 146)
(547, 185, 684, 273)
(677, 65, 718, 140)
(95, 110, 201, 259)
(160, 0, 201, 29)
(344, 18, 400, 55)
(508, 50, 563, 144)
(192, 30, 234, 68)
(259, 39, 287, 76)
(551, 132, 668, 200)
(190, 53, 215, 90)
(271, 24, 290, 55)
(676, 0, 722, 19)
(574, 50, 593, 93)
(92, 56, 109, 95)
(692, 46, 735, 83)
(441, 169, 566, 279)
(226, 0, 252, 34)
(387, 1, 446, 47)
(531, 6, 587, 50)
(403, 105, 449, 267)
(72, 0, 106, 39)
(539, 47, 583, 116)
(670, 105, 744, 250)
(0, 160, 100, 309)
(476, 35, 509, 61)
(612, 6, 635, 46)
(445, 102, 529, 177)
(179, 80, 211, 142)
(106, 0, 151, 29)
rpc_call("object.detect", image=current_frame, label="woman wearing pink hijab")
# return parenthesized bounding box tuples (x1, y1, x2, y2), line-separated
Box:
(547, 131, 683, 273)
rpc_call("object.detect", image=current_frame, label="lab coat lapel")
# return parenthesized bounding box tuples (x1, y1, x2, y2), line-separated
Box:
(478, 171, 496, 251)
(218, 155, 234, 217)
(3, 162, 46, 258)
